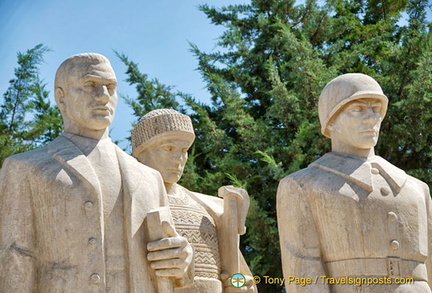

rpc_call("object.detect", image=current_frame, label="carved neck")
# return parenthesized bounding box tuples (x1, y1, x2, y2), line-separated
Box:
(63, 123, 109, 140)
(331, 140, 375, 159)
(165, 182, 177, 195)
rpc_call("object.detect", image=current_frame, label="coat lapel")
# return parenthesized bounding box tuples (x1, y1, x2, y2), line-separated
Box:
(372, 156, 407, 192)
(115, 146, 168, 236)
(310, 152, 407, 193)
(50, 135, 101, 196)
(310, 152, 374, 192)
(116, 148, 146, 236)
(115, 146, 163, 293)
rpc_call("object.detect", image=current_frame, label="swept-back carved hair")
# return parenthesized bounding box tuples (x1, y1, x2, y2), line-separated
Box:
(54, 53, 110, 101)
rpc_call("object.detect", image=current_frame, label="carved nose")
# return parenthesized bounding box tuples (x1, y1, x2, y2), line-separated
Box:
(172, 155, 182, 165)
(96, 85, 110, 101)
(362, 108, 379, 124)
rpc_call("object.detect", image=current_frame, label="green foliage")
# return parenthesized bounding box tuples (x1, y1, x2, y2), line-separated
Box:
(114, 51, 182, 119)
(0, 44, 62, 167)
(120, 1, 431, 291)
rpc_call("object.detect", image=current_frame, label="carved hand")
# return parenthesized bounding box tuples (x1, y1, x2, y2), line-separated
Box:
(218, 185, 250, 235)
(147, 221, 194, 278)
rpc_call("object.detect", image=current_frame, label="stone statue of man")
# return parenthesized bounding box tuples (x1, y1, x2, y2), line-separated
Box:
(131, 109, 257, 292)
(0, 53, 193, 292)
(277, 73, 432, 292)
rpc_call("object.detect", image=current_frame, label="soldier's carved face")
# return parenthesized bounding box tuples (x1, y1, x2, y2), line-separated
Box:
(328, 98, 383, 152)
(137, 134, 193, 185)
(59, 61, 118, 133)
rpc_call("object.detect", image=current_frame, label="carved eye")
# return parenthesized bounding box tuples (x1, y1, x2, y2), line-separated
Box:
(84, 81, 95, 88)
(372, 107, 381, 113)
(351, 106, 363, 112)
(106, 83, 116, 92)
(162, 145, 174, 152)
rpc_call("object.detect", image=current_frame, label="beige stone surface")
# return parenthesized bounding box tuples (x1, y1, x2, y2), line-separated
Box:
(0, 53, 193, 292)
(277, 73, 432, 292)
(132, 109, 257, 293)
(146, 207, 181, 293)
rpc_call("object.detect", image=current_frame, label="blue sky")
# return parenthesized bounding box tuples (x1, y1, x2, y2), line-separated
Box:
(1, 1, 430, 151)
(0, 0, 246, 150)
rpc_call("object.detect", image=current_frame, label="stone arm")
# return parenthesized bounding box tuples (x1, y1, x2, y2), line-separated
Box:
(218, 186, 257, 292)
(276, 176, 330, 293)
(190, 187, 256, 292)
(0, 157, 36, 292)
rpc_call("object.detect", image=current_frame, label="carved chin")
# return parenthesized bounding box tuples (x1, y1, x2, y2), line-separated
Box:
(164, 171, 183, 184)
(357, 137, 379, 149)
(88, 116, 113, 128)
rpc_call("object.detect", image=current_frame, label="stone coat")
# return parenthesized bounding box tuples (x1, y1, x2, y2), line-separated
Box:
(0, 135, 168, 293)
(277, 152, 432, 292)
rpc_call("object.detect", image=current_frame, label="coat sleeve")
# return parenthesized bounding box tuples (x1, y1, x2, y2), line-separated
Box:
(276, 176, 329, 292)
(0, 157, 37, 292)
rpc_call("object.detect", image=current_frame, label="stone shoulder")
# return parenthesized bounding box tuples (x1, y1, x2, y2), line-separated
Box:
(375, 155, 430, 196)
(115, 144, 161, 176)
(179, 186, 224, 219)
(279, 165, 322, 189)
(113, 145, 167, 193)
(407, 173, 431, 198)
(189, 190, 223, 205)
(1, 143, 55, 175)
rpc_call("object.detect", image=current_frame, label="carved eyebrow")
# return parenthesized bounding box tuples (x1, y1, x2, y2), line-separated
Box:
(79, 74, 100, 80)
(160, 141, 192, 149)
(349, 100, 382, 107)
(79, 74, 117, 84)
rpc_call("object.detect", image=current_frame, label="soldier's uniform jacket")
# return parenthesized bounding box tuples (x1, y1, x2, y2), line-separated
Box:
(0, 134, 168, 293)
(277, 152, 432, 292)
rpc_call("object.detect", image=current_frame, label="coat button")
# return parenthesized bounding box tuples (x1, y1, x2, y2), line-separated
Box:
(371, 168, 379, 174)
(90, 273, 101, 284)
(84, 201, 94, 210)
(390, 240, 400, 250)
(380, 187, 390, 196)
(88, 237, 98, 248)
(387, 212, 398, 222)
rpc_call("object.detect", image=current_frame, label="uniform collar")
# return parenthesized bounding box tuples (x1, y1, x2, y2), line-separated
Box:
(310, 152, 407, 193)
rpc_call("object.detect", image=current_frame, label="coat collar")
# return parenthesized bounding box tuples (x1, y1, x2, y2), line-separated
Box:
(116, 148, 154, 236)
(49, 134, 101, 196)
(310, 152, 407, 193)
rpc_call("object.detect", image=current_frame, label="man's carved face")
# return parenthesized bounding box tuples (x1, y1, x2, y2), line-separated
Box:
(328, 98, 383, 151)
(137, 134, 193, 185)
(60, 61, 118, 132)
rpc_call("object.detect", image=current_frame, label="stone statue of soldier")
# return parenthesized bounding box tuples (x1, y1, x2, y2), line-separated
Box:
(0, 53, 193, 292)
(277, 73, 432, 292)
(131, 109, 257, 292)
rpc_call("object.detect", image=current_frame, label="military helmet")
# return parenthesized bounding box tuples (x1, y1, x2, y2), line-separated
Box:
(318, 73, 388, 138)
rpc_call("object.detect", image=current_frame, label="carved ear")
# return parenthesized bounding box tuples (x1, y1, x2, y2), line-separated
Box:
(327, 123, 335, 135)
(55, 87, 65, 111)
